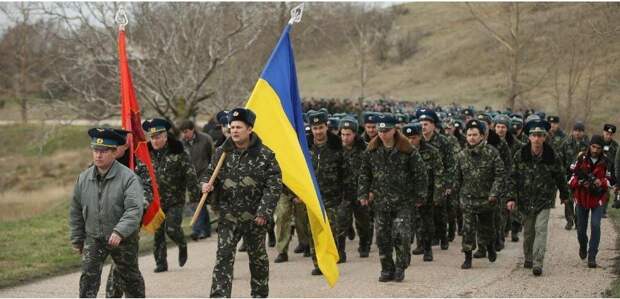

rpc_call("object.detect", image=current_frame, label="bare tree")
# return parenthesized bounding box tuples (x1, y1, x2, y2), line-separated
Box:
(39, 2, 270, 122)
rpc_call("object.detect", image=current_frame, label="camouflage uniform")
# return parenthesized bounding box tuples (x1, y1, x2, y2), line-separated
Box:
(444, 134, 462, 241)
(307, 132, 344, 267)
(358, 132, 427, 277)
(548, 129, 566, 153)
(426, 131, 457, 247)
(70, 161, 145, 298)
(412, 139, 444, 254)
(456, 141, 505, 254)
(508, 142, 569, 269)
(136, 137, 201, 270)
(558, 135, 589, 228)
(484, 132, 513, 252)
(337, 136, 371, 257)
(204, 134, 282, 298)
(503, 133, 524, 239)
(274, 187, 295, 255)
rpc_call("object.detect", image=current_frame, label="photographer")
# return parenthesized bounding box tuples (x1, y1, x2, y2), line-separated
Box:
(568, 135, 611, 268)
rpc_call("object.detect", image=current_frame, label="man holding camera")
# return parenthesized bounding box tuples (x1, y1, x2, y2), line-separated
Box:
(568, 135, 612, 268)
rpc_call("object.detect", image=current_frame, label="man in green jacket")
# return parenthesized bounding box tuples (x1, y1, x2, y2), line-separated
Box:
(70, 128, 145, 298)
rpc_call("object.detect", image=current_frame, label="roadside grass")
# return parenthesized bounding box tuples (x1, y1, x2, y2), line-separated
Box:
(605, 207, 620, 297)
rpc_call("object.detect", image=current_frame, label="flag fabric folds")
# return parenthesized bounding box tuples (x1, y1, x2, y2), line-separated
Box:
(118, 29, 165, 234)
(245, 24, 339, 287)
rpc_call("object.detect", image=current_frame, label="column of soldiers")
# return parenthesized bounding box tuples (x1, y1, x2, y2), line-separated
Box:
(69, 102, 619, 297)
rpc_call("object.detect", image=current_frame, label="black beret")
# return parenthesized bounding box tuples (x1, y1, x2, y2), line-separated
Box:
(88, 127, 125, 148)
(142, 118, 171, 135)
(229, 108, 256, 127)
(604, 124, 616, 134)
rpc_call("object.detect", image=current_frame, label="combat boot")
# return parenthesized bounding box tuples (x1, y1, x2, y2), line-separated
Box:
(487, 243, 497, 263)
(303, 246, 311, 257)
(378, 271, 394, 282)
(359, 246, 370, 258)
(154, 264, 168, 273)
(473, 248, 486, 259)
(579, 245, 587, 260)
(338, 252, 347, 264)
(179, 245, 188, 267)
(293, 243, 306, 254)
(564, 221, 573, 230)
(461, 251, 472, 269)
(311, 268, 323, 276)
(440, 236, 449, 250)
(588, 255, 597, 268)
(274, 253, 288, 263)
(511, 231, 519, 242)
(423, 241, 433, 262)
(412, 239, 424, 255)
(393, 268, 405, 282)
(238, 240, 247, 252)
(347, 225, 356, 240)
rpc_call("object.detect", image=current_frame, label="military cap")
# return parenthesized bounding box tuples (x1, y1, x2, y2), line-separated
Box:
(547, 115, 560, 123)
(535, 112, 546, 121)
(453, 119, 464, 130)
(229, 108, 256, 127)
(327, 117, 340, 129)
(462, 108, 474, 117)
(511, 117, 523, 130)
(142, 118, 171, 135)
(604, 124, 616, 134)
(339, 117, 359, 132)
(308, 110, 328, 126)
(216, 110, 230, 125)
(113, 129, 130, 145)
(376, 114, 397, 131)
(477, 113, 493, 125)
(363, 112, 378, 124)
(510, 112, 524, 120)
(88, 127, 125, 148)
(494, 114, 512, 127)
(402, 122, 422, 137)
(465, 119, 485, 133)
(573, 121, 585, 131)
(416, 108, 440, 124)
(524, 114, 540, 124)
(525, 119, 551, 135)
(396, 113, 409, 124)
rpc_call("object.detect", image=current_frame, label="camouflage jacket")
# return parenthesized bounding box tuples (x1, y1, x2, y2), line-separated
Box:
(70, 161, 144, 245)
(307, 132, 344, 208)
(358, 133, 428, 211)
(505, 133, 524, 158)
(559, 135, 589, 176)
(488, 131, 513, 198)
(508, 142, 569, 214)
(426, 131, 457, 192)
(201, 133, 282, 221)
(547, 129, 566, 153)
(417, 140, 444, 206)
(342, 136, 366, 202)
(455, 141, 505, 210)
(136, 137, 201, 210)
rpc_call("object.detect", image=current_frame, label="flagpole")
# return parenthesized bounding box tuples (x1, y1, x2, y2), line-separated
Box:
(191, 152, 227, 226)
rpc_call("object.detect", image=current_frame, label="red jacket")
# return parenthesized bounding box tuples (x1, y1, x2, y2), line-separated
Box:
(568, 153, 611, 208)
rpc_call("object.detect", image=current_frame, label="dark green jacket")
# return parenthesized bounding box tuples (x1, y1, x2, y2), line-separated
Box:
(508, 142, 569, 214)
(70, 161, 144, 245)
(307, 132, 344, 208)
(426, 131, 457, 192)
(417, 140, 444, 206)
(342, 136, 366, 203)
(202, 133, 282, 221)
(559, 135, 589, 176)
(455, 141, 505, 210)
(358, 132, 428, 211)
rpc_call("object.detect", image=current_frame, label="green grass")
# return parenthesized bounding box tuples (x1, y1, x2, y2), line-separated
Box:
(605, 207, 620, 297)
(0, 198, 201, 289)
(0, 124, 90, 157)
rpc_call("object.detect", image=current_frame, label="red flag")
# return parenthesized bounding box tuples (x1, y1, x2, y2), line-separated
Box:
(118, 29, 165, 234)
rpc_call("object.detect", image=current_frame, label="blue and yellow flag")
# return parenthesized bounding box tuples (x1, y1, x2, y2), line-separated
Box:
(246, 24, 339, 287)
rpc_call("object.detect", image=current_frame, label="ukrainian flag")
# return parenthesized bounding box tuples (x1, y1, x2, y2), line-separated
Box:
(245, 24, 339, 287)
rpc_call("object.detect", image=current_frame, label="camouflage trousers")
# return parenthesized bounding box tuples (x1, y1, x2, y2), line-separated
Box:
(433, 201, 448, 241)
(447, 192, 461, 237)
(412, 204, 435, 243)
(337, 198, 371, 254)
(79, 234, 145, 298)
(311, 206, 339, 268)
(274, 193, 301, 254)
(211, 216, 269, 298)
(375, 208, 412, 273)
(154, 204, 187, 268)
(462, 206, 495, 253)
(522, 209, 550, 268)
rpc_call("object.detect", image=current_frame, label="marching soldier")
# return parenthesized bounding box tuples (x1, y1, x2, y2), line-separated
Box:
(358, 114, 428, 282)
(602, 124, 618, 218)
(402, 122, 444, 262)
(139, 118, 201, 273)
(337, 117, 371, 259)
(558, 122, 589, 230)
(547, 116, 566, 153)
(201, 108, 282, 297)
(306, 110, 344, 273)
(70, 128, 145, 298)
(507, 119, 569, 276)
(456, 120, 505, 269)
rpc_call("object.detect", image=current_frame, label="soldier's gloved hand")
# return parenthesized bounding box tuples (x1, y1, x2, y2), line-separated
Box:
(108, 232, 123, 247)
(202, 182, 214, 193)
(488, 197, 497, 204)
(506, 201, 516, 211)
(72, 243, 83, 255)
(255, 216, 267, 226)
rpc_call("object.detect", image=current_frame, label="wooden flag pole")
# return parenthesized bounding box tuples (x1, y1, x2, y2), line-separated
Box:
(190, 152, 227, 226)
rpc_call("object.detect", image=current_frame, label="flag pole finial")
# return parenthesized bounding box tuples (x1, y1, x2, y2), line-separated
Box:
(115, 7, 128, 31)
(288, 3, 304, 25)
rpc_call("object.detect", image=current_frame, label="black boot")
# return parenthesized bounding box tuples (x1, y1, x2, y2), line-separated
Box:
(412, 239, 424, 255)
(487, 243, 497, 263)
(274, 253, 288, 263)
(294, 243, 306, 254)
(154, 264, 168, 273)
(311, 268, 323, 276)
(588, 255, 597, 268)
(238, 240, 247, 252)
(579, 245, 587, 260)
(359, 245, 370, 258)
(440, 235, 449, 250)
(448, 222, 456, 242)
(179, 245, 188, 267)
(338, 251, 347, 264)
(423, 241, 433, 262)
(393, 268, 405, 282)
(473, 248, 486, 259)
(337, 236, 347, 263)
(347, 225, 356, 240)
(303, 246, 311, 257)
(461, 251, 472, 269)
(379, 271, 394, 282)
